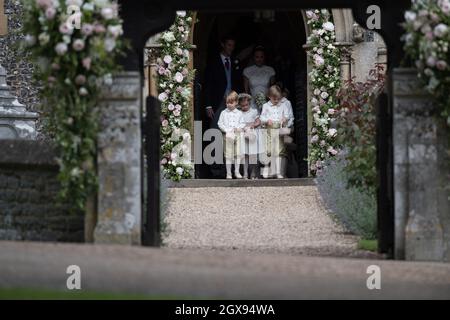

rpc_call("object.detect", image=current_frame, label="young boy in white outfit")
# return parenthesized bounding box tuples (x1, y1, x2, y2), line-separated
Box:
(238, 93, 261, 179)
(218, 91, 245, 179)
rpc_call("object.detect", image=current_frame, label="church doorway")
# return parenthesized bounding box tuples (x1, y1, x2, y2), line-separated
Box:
(192, 11, 309, 178)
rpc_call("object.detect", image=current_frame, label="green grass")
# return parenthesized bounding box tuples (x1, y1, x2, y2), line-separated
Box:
(0, 288, 189, 300)
(358, 239, 378, 252)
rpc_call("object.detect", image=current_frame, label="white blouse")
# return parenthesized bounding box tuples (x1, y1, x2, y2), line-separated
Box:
(259, 100, 294, 128)
(243, 65, 276, 98)
(218, 108, 244, 133)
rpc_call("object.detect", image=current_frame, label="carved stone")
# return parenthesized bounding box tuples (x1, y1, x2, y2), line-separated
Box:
(352, 23, 365, 43)
(393, 68, 450, 262)
(0, 64, 37, 140)
(94, 71, 142, 245)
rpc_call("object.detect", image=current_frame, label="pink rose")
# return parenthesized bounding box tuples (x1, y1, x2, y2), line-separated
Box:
(72, 39, 85, 51)
(75, 75, 86, 85)
(37, 0, 52, 9)
(59, 23, 73, 35)
(82, 57, 92, 70)
(81, 24, 94, 36)
(158, 67, 166, 75)
(45, 7, 56, 19)
(94, 23, 106, 34)
(436, 60, 447, 71)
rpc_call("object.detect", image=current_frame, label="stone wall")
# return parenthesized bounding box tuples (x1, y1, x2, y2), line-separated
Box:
(393, 68, 450, 262)
(0, 0, 39, 112)
(0, 140, 84, 242)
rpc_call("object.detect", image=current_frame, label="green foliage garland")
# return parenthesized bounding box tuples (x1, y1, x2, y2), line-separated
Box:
(156, 11, 195, 181)
(22, 0, 126, 211)
(305, 9, 341, 174)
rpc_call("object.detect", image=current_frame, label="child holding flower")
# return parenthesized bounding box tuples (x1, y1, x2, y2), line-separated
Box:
(218, 91, 245, 179)
(259, 85, 294, 178)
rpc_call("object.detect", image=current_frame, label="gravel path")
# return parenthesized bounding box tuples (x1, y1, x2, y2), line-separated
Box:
(162, 185, 371, 257)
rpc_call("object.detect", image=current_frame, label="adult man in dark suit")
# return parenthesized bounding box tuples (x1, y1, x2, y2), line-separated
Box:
(204, 35, 243, 129)
(203, 35, 242, 178)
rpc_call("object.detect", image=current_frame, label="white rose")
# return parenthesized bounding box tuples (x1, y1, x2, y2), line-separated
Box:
(108, 25, 123, 38)
(104, 38, 116, 52)
(158, 92, 168, 102)
(38, 32, 50, 45)
(24, 35, 36, 46)
(55, 42, 68, 56)
(174, 72, 184, 83)
(162, 32, 176, 42)
(434, 23, 448, 38)
(79, 87, 88, 96)
(426, 56, 437, 67)
(320, 92, 329, 99)
(163, 55, 173, 64)
(176, 167, 184, 175)
(101, 7, 115, 20)
(327, 128, 337, 137)
(322, 22, 335, 32)
(404, 11, 416, 23)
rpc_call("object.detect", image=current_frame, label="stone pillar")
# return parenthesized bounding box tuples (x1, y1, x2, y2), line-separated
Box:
(393, 68, 450, 261)
(145, 45, 161, 98)
(377, 46, 388, 74)
(94, 71, 142, 245)
(0, 65, 37, 139)
(335, 42, 353, 82)
(0, 0, 7, 36)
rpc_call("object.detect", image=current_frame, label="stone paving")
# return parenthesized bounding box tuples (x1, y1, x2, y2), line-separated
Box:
(0, 241, 449, 299)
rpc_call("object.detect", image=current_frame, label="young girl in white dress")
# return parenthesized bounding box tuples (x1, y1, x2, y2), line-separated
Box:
(218, 91, 245, 179)
(259, 85, 294, 178)
(238, 93, 261, 179)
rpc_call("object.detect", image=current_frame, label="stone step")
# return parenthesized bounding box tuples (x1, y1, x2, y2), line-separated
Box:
(162, 178, 315, 188)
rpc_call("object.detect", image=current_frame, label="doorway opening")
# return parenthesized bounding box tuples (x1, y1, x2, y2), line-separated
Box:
(192, 11, 309, 179)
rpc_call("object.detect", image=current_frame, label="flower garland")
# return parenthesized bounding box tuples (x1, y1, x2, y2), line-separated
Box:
(22, 0, 126, 211)
(402, 0, 450, 194)
(157, 11, 195, 181)
(305, 9, 341, 174)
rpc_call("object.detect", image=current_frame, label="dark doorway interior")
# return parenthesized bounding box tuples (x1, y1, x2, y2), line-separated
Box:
(193, 11, 309, 178)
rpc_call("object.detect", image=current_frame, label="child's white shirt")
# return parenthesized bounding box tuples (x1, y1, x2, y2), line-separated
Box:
(260, 100, 294, 127)
(218, 108, 244, 133)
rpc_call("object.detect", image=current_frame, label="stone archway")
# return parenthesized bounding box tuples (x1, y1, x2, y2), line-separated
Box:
(144, 9, 363, 177)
